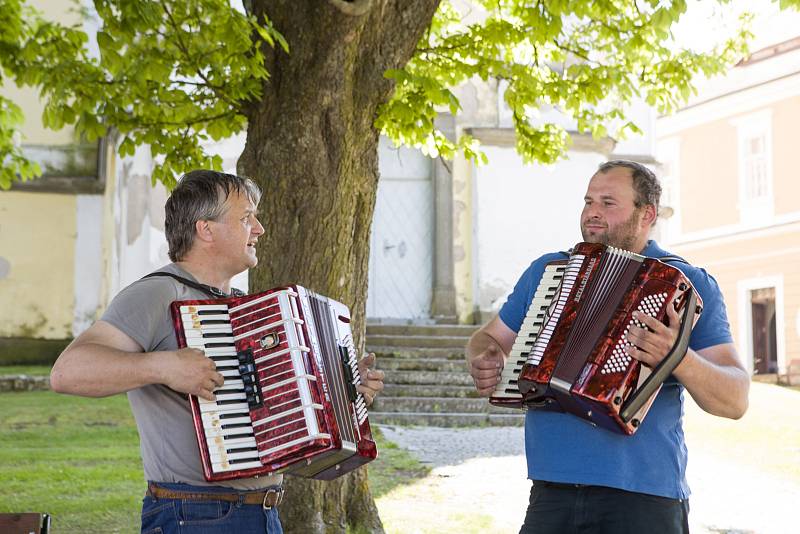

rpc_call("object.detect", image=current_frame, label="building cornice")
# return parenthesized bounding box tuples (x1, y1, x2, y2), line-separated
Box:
(465, 127, 616, 156)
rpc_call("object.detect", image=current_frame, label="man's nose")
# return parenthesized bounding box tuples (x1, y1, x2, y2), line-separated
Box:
(253, 218, 266, 235)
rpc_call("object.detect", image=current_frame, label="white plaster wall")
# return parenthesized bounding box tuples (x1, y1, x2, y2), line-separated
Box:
(473, 149, 607, 314)
(73, 195, 104, 335)
(611, 100, 656, 157)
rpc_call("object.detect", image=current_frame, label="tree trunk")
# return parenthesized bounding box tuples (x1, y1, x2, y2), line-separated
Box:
(238, 1, 440, 532)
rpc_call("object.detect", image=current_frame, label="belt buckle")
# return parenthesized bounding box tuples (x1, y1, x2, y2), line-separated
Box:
(262, 488, 284, 510)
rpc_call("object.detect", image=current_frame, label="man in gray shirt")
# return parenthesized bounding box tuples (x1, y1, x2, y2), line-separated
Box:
(51, 170, 385, 533)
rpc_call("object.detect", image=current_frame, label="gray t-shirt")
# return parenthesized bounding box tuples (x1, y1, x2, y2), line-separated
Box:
(101, 263, 282, 490)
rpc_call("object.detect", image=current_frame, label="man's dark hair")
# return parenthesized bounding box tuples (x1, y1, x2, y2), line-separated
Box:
(597, 159, 661, 210)
(165, 170, 261, 262)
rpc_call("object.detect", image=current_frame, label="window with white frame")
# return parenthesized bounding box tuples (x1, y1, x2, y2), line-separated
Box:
(734, 111, 773, 223)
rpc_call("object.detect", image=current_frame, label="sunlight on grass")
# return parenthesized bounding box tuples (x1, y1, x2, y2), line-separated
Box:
(684, 382, 800, 481)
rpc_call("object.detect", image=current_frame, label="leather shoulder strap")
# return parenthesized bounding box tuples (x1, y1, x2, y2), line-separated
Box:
(142, 271, 245, 299)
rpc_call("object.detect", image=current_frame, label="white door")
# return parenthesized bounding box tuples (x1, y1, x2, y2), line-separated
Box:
(367, 139, 433, 320)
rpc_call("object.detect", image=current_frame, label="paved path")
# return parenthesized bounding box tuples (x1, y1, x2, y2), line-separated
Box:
(376, 383, 800, 534)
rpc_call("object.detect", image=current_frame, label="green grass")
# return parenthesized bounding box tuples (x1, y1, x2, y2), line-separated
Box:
(0, 389, 432, 533)
(369, 427, 431, 498)
(0, 364, 52, 375)
(0, 391, 143, 533)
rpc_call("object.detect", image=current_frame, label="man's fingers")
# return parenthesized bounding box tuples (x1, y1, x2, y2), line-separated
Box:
(197, 388, 216, 401)
(212, 372, 225, 387)
(631, 311, 667, 333)
(365, 368, 385, 382)
(668, 297, 682, 324)
(476, 385, 496, 397)
(472, 367, 501, 379)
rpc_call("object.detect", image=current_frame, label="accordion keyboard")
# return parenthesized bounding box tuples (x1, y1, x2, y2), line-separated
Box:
(490, 263, 565, 404)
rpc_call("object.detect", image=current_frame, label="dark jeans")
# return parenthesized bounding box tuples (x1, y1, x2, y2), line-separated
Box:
(519, 481, 689, 534)
(140, 482, 283, 534)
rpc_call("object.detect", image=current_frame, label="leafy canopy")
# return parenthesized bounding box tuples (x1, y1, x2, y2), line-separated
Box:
(0, 0, 796, 189)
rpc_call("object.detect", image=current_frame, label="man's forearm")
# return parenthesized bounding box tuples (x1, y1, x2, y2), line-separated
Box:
(674, 349, 750, 419)
(50, 344, 164, 397)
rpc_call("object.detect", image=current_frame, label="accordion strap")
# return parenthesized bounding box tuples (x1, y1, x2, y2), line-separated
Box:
(658, 254, 689, 265)
(142, 271, 245, 299)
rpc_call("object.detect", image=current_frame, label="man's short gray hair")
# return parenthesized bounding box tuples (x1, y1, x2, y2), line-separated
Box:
(165, 170, 261, 262)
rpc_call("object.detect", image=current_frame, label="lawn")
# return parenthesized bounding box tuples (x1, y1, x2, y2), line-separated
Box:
(0, 391, 144, 532)
(0, 386, 428, 533)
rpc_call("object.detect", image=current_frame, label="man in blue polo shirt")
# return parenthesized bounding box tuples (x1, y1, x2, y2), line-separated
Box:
(466, 160, 749, 533)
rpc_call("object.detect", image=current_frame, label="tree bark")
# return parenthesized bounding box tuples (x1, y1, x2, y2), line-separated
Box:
(238, 1, 440, 532)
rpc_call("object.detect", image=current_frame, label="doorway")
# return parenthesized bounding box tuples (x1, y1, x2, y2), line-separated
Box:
(750, 287, 777, 374)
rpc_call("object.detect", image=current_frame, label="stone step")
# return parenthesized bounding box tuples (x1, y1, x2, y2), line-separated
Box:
(366, 324, 479, 337)
(376, 358, 466, 372)
(0, 375, 51, 392)
(372, 396, 517, 414)
(366, 346, 465, 360)
(366, 334, 470, 349)
(382, 384, 480, 398)
(370, 411, 525, 427)
(383, 370, 473, 386)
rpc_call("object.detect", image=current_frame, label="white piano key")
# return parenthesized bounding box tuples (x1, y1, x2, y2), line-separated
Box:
(218, 379, 244, 390)
(201, 412, 253, 429)
(180, 304, 229, 314)
(199, 400, 249, 414)
(205, 425, 257, 440)
(200, 347, 237, 357)
(184, 327, 233, 338)
(211, 460, 264, 473)
(209, 358, 240, 369)
(209, 449, 260, 463)
(182, 313, 231, 322)
(209, 435, 258, 449)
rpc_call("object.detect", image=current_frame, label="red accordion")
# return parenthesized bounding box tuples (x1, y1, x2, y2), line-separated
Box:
(170, 285, 377, 482)
(490, 242, 702, 435)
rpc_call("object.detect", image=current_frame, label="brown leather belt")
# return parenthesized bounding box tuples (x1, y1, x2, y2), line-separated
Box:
(146, 482, 284, 509)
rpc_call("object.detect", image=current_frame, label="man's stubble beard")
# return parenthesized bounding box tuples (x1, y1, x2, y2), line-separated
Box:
(581, 208, 643, 252)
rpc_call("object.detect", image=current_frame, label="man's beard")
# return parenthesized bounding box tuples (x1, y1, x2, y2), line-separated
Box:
(581, 208, 642, 252)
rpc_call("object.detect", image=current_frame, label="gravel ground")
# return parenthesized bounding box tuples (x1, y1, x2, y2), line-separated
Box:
(377, 384, 800, 534)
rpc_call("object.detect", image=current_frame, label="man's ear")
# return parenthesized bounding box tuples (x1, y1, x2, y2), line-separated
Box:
(195, 219, 214, 243)
(641, 204, 658, 228)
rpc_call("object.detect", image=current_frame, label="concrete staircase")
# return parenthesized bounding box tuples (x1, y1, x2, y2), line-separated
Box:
(366, 323, 525, 427)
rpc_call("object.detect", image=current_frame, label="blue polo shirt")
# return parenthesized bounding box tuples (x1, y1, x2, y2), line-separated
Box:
(498, 240, 733, 499)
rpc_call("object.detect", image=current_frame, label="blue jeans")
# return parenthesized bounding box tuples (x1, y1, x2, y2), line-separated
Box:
(141, 482, 283, 534)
